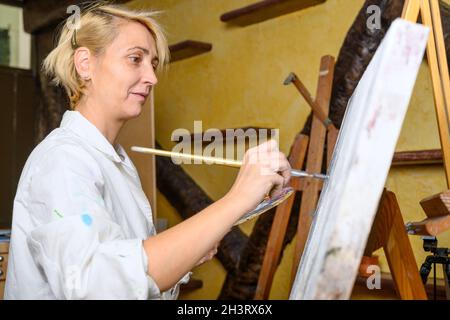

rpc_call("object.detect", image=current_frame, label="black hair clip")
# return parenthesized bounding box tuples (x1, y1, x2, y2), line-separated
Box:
(71, 29, 78, 49)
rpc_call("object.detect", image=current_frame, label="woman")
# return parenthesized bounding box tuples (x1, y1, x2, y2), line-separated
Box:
(5, 3, 291, 299)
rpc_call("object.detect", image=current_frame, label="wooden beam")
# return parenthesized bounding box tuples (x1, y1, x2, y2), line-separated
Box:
(291, 55, 334, 285)
(220, 0, 326, 26)
(326, 125, 338, 168)
(406, 190, 450, 236)
(420, 189, 450, 218)
(401, 0, 421, 22)
(406, 214, 450, 236)
(430, 0, 450, 143)
(378, 191, 428, 300)
(391, 149, 443, 166)
(420, 0, 450, 187)
(169, 40, 212, 62)
(254, 133, 309, 300)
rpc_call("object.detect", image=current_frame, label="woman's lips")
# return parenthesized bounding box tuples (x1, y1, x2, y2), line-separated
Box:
(131, 93, 147, 101)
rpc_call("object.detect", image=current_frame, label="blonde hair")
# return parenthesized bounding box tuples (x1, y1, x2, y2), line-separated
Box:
(43, 2, 169, 109)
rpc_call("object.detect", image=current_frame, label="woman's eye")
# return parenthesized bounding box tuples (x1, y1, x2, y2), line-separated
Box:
(129, 56, 142, 64)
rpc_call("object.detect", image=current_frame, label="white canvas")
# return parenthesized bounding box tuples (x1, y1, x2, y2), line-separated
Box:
(290, 19, 429, 300)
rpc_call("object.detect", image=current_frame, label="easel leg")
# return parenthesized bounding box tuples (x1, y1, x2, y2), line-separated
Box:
(418, 0, 450, 187)
(291, 56, 335, 284)
(377, 191, 428, 300)
(255, 134, 309, 300)
(256, 55, 335, 299)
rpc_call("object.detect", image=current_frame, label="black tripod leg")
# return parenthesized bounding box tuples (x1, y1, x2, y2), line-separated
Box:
(444, 263, 450, 299)
(420, 256, 434, 285)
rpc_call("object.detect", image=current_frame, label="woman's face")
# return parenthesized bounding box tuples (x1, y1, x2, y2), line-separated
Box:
(87, 20, 159, 120)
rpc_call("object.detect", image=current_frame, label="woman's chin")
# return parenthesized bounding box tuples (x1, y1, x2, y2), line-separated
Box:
(126, 103, 144, 119)
(122, 103, 143, 120)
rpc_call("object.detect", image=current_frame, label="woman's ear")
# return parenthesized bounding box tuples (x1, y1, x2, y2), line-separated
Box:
(74, 47, 91, 80)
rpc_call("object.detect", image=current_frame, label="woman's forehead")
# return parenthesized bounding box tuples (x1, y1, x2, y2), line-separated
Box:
(110, 20, 157, 56)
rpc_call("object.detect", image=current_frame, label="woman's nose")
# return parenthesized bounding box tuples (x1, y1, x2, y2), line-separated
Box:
(143, 63, 158, 85)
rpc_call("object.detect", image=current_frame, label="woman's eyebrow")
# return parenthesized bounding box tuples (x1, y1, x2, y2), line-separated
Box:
(127, 46, 150, 54)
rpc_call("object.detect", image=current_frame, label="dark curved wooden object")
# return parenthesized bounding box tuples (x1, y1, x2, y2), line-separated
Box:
(220, 0, 326, 26)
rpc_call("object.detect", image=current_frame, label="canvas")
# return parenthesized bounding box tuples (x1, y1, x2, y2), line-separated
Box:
(290, 19, 429, 300)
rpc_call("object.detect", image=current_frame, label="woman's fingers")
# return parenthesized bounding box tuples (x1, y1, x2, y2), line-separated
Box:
(266, 152, 291, 186)
(269, 174, 285, 198)
(277, 155, 291, 186)
(227, 139, 292, 215)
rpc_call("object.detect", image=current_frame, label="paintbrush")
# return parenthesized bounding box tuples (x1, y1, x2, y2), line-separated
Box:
(131, 146, 328, 180)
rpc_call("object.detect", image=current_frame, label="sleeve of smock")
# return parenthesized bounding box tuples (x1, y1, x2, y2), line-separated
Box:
(25, 144, 165, 299)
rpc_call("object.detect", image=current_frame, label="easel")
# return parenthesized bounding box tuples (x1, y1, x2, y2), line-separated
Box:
(363, 190, 427, 299)
(401, 0, 450, 300)
(255, 55, 338, 299)
(401, 0, 450, 188)
(256, 0, 449, 300)
(255, 60, 427, 300)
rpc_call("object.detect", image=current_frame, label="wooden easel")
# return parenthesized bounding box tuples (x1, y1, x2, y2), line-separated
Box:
(255, 59, 427, 300)
(363, 190, 427, 299)
(256, 0, 449, 300)
(400, 0, 450, 300)
(255, 55, 337, 299)
(401, 0, 450, 188)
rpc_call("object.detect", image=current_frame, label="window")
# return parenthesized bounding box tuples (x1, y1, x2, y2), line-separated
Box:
(0, 3, 31, 69)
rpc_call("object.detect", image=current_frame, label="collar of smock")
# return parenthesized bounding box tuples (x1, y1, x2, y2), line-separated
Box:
(60, 110, 125, 163)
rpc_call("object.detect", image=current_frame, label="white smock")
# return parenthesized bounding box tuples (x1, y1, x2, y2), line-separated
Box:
(5, 110, 190, 299)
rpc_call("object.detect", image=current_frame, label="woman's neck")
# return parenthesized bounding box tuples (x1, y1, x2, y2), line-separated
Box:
(75, 101, 124, 145)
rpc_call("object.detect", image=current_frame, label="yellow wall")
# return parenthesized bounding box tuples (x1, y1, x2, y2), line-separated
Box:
(127, 0, 450, 299)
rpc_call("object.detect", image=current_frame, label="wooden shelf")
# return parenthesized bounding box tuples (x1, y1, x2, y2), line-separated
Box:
(220, 0, 326, 26)
(169, 40, 212, 62)
(391, 149, 443, 166)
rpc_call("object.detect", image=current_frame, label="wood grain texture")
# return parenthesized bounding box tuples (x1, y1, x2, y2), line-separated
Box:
(392, 149, 443, 165)
(291, 56, 335, 285)
(380, 191, 427, 300)
(420, 189, 450, 218)
(406, 214, 450, 236)
(326, 127, 339, 168)
(417, 0, 450, 187)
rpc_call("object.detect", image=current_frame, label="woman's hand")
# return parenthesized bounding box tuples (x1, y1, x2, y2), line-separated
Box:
(225, 139, 291, 214)
(195, 242, 219, 267)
